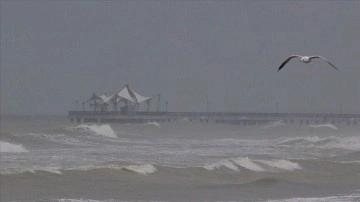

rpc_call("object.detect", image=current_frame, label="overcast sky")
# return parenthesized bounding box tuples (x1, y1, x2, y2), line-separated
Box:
(1, 1, 359, 115)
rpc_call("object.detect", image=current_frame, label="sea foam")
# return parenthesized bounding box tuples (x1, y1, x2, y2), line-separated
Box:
(264, 192, 360, 202)
(73, 124, 117, 138)
(143, 121, 161, 128)
(204, 159, 240, 171)
(263, 121, 286, 129)
(123, 164, 157, 175)
(55, 199, 119, 202)
(309, 123, 338, 130)
(279, 136, 360, 150)
(232, 157, 265, 172)
(28, 133, 92, 146)
(204, 157, 301, 172)
(0, 141, 28, 153)
(1, 165, 63, 175)
(256, 159, 302, 171)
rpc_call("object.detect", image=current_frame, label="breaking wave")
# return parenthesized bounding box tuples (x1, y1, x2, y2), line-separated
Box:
(143, 121, 161, 128)
(2, 157, 301, 176)
(123, 164, 157, 175)
(263, 121, 286, 129)
(68, 164, 158, 175)
(204, 157, 301, 172)
(1, 165, 63, 175)
(43, 200, 122, 202)
(279, 136, 360, 150)
(0, 141, 28, 153)
(72, 124, 117, 138)
(256, 159, 302, 171)
(1, 163, 158, 176)
(264, 192, 360, 202)
(27, 133, 93, 146)
(18, 192, 360, 202)
(204, 159, 240, 171)
(309, 124, 338, 130)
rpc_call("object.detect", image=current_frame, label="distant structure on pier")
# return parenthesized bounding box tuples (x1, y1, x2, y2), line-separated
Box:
(82, 85, 154, 113)
(70, 85, 359, 126)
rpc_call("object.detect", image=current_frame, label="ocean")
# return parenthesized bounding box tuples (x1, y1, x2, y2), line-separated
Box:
(1, 116, 359, 202)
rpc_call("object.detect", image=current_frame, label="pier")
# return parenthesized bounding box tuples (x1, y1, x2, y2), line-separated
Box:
(70, 85, 360, 126)
(68, 111, 360, 126)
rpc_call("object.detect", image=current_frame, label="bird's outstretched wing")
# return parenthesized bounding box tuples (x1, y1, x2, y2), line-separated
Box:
(309, 56, 338, 70)
(277, 55, 301, 72)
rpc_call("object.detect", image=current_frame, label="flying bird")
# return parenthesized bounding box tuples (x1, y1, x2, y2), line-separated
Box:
(277, 55, 338, 72)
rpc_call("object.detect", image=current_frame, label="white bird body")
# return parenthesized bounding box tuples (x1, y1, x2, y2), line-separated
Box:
(277, 55, 338, 71)
(300, 56, 311, 63)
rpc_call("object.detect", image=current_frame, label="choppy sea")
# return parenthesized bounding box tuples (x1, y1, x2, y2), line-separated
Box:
(1, 116, 359, 202)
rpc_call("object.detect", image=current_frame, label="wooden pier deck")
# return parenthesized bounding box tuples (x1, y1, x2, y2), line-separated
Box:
(68, 111, 360, 126)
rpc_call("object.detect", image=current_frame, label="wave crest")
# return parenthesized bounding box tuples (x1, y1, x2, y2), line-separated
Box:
(0, 141, 28, 153)
(264, 193, 360, 202)
(204, 159, 240, 171)
(279, 136, 360, 150)
(72, 124, 117, 138)
(309, 124, 338, 130)
(143, 121, 161, 128)
(256, 159, 302, 171)
(123, 164, 157, 175)
(204, 157, 301, 172)
(263, 121, 286, 129)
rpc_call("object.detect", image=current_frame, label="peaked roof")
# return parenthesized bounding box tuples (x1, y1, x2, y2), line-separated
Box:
(117, 87, 136, 103)
(116, 85, 152, 104)
(84, 85, 153, 105)
(126, 85, 153, 103)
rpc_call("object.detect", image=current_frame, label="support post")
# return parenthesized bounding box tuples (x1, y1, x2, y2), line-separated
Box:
(339, 104, 342, 114)
(146, 100, 150, 112)
(157, 93, 161, 112)
(94, 99, 96, 112)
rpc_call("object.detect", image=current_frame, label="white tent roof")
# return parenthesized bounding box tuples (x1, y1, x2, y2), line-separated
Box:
(127, 86, 153, 103)
(116, 85, 153, 104)
(117, 87, 136, 103)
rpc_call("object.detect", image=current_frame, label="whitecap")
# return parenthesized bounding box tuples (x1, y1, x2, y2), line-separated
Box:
(204, 157, 301, 172)
(309, 124, 338, 130)
(123, 164, 157, 175)
(55, 199, 113, 202)
(143, 121, 161, 128)
(0, 141, 28, 153)
(256, 159, 302, 171)
(263, 120, 286, 129)
(264, 192, 360, 202)
(232, 157, 265, 172)
(204, 159, 240, 172)
(72, 124, 117, 138)
(279, 136, 360, 150)
(27, 133, 92, 146)
(1, 166, 63, 175)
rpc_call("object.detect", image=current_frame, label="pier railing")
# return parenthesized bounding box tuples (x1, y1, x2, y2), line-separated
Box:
(68, 111, 360, 119)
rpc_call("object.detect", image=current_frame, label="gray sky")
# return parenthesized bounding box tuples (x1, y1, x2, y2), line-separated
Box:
(1, 1, 359, 115)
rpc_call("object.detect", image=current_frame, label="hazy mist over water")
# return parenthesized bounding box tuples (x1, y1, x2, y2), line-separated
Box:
(1, 1, 359, 115)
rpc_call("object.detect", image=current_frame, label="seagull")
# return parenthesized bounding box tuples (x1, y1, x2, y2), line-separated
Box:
(277, 55, 338, 72)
